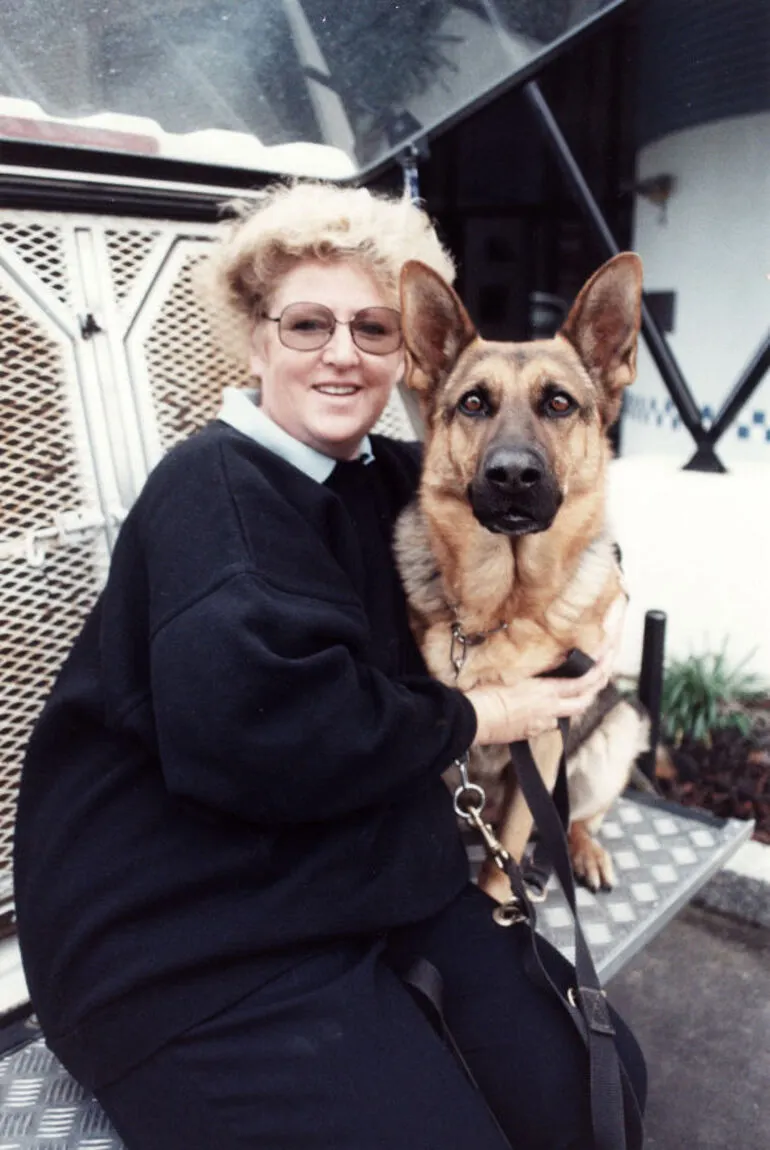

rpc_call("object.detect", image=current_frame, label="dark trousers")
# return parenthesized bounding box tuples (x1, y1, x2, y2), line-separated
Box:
(97, 885, 645, 1150)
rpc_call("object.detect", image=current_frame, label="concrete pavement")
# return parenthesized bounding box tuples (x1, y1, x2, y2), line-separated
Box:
(609, 904, 769, 1150)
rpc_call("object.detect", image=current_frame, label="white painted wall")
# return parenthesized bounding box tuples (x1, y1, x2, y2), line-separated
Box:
(611, 113, 770, 681)
(623, 111, 770, 466)
(608, 455, 770, 679)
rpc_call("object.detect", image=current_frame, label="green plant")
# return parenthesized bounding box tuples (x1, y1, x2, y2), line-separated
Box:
(661, 649, 767, 747)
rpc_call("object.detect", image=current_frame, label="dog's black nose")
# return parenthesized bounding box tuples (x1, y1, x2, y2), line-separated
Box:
(484, 445, 545, 492)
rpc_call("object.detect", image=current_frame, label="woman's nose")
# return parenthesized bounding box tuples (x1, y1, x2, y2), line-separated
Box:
(322, 323, 359, 364)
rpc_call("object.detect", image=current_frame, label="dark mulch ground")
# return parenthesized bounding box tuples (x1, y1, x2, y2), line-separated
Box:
(656, 707, 770, 844)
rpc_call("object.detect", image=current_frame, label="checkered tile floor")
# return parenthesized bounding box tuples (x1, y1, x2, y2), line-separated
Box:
(0, 794, 752, 1149)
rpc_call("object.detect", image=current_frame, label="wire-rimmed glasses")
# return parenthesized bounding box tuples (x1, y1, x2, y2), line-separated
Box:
(262, 302, 402, 355)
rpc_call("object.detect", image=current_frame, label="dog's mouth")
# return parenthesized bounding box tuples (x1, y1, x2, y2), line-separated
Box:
(474, 507, 556, 537)
(468, 484, 562, 538)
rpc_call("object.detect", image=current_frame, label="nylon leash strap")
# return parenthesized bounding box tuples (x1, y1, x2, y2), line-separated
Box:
(447, 648, 644, 1150)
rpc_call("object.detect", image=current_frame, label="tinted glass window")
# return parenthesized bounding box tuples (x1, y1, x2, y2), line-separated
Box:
(0, 0, 625, 178)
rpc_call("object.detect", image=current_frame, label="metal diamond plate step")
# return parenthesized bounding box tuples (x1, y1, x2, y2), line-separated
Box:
(0, 794, 753, 1149)
(0, 1032, 125, 1149)
(468, 792, 754, 982)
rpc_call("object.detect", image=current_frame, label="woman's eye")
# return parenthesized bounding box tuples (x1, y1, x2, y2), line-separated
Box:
(546, 392, 575, 416)
(292, 318, 327, 332)
(459, 391, 487, 416)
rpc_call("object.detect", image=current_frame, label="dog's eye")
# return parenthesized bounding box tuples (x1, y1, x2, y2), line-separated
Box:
(545, 392, 575, 417)
(458, 391, 488, 417)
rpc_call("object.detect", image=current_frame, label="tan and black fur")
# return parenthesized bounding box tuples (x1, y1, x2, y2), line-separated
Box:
(394, 254, 649, 903)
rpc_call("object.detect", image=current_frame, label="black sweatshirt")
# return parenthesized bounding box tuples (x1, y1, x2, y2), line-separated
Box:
(14, 422, 476, 1090)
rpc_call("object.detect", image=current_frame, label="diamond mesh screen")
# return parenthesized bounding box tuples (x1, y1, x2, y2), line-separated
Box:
(372, 386, 418, 441)
(0, 221, 72, 310)
(104, 226, 162, 305)
(0, 286, 87, 534)
(141, 245, 250, 451)
(0, 545, 102, 902)
(1, 229, 105, 903)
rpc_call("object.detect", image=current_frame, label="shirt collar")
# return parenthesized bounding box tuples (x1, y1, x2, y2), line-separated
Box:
(217, 388, 374, 483)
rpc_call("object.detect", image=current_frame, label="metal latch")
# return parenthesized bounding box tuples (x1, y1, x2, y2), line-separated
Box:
(78, 312, 104, 340)
(53, 508, 109, 545)
(0, 506, 126, 568)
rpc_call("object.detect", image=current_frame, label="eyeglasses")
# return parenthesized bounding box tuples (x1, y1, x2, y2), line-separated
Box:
(262, 302, 402, 355)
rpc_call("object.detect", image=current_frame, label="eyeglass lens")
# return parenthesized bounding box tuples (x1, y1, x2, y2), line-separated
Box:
(277, 303, 402, 354)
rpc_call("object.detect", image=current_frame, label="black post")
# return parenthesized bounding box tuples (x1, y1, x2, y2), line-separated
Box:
(521, 80, 725, 473)
(637, 610, 667, 781)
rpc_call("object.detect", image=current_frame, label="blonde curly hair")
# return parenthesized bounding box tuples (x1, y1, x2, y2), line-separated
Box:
(197, 180, 455, 368)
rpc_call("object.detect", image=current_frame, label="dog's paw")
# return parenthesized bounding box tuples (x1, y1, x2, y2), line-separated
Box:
(568, 823, 615, 892)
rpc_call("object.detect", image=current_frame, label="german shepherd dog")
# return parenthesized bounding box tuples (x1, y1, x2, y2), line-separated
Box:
(394, 254, 649, 904)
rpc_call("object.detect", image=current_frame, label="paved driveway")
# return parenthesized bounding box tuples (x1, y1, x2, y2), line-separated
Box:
(609, 905, 769, 1150)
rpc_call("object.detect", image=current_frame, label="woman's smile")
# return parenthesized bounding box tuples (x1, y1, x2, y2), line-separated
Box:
(312, 383, 363, 397)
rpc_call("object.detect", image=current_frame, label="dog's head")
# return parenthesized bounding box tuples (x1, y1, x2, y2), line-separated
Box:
(399, 254, 643, 537)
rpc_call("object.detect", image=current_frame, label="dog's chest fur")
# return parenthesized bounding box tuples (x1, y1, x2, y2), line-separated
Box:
(394, 500, 618, 693)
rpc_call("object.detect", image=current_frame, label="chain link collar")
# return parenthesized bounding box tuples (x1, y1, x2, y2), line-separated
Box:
(449, 618, 508, 678)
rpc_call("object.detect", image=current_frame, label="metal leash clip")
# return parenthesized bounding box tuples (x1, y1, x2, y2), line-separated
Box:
(452, 754, 509, 872)
(452, 755, 528, 927)
(449, 623, 469, 677)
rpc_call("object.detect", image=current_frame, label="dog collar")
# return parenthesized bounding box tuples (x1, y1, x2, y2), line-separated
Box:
(450, 618, 508, 677)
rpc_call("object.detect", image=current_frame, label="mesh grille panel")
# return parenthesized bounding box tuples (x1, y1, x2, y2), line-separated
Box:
(0, 222, 72, 308)
(0, 543, 102, 884)
(0, 287, 86, 535)
(372, 387, 418, 441)
(104, 227, 162, 304)
(143, 248, 250, 451)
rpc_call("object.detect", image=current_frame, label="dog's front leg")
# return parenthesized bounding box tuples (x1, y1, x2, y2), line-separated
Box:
(568, 814, 616, 892)
(477, 729, 562, 904)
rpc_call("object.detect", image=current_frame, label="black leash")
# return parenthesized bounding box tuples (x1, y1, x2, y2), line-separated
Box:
(399, 955, 518, 1148)
(406, 649, 644, 1150)
(507, 741, 644, 1150)
(508, 649, 644, 1150)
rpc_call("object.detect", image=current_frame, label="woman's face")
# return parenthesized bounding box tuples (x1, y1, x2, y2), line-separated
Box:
(250, 260, 404, 460)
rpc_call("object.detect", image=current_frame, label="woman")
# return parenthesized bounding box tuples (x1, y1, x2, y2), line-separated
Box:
(14, 182, 643, 1149)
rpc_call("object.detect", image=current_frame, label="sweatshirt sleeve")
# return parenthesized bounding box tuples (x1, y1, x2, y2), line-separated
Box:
(150, 569, 476, 824)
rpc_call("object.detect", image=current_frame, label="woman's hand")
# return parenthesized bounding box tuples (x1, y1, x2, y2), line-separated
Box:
(466, 654, 611, 746)
(464, 589, 628, 747)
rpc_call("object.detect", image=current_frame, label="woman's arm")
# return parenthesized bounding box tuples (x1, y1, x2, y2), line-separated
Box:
(150, 569, 476, 825)
(150, 562, 620, 826)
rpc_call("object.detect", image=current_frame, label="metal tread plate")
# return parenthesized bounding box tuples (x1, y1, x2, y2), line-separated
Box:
(0, 794, 753, 1149)
(469, 792, 753, 982)
(0, 1030, 124, 1149)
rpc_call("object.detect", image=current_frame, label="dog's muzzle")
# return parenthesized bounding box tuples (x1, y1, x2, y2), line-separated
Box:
(469, 443, 562, 536)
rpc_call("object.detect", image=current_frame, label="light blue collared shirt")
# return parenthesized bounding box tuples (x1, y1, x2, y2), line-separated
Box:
(216, 388, 374, 483)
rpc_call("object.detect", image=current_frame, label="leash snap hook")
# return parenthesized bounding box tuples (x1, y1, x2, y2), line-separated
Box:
(452, 754, 511, 872)
(452, 754, 487, 824)
(493, 899, 528, 927)
(450, 622, 468, 677)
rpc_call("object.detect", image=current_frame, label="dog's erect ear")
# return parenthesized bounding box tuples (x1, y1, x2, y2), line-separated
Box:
(399, 260, 477, 396)
(560, 253, 643, 426)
